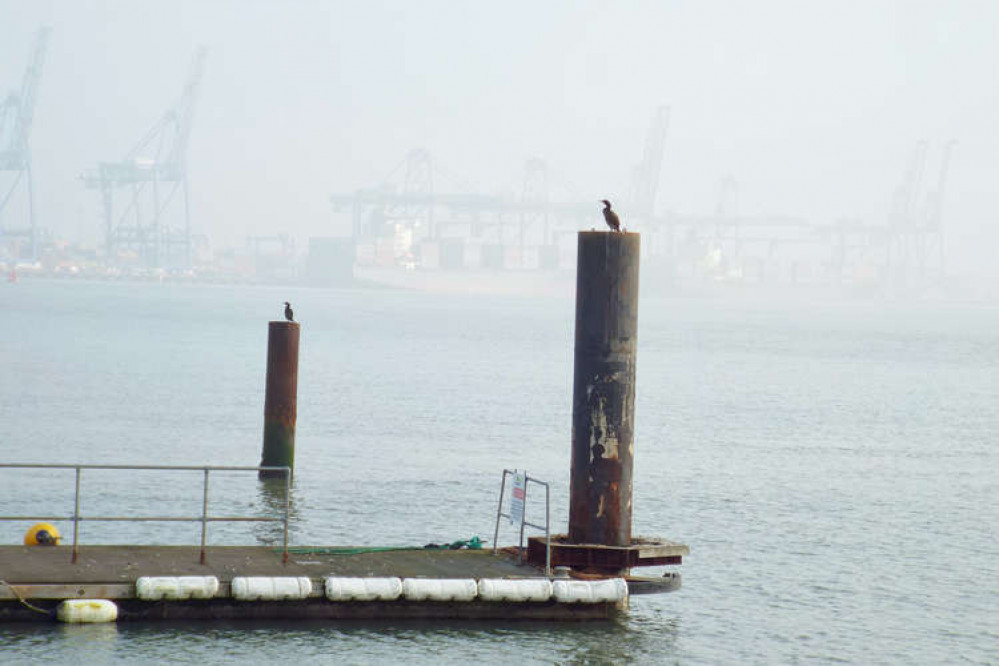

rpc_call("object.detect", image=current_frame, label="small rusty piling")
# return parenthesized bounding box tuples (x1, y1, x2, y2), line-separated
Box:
(568, 231, 640, 547)
(259, 321, 300, 479)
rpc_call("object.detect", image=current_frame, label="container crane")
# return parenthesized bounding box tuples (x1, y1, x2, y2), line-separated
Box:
(887, 140, 955, 289)
(83, 46, 206, 269)
(630, 105, 669, 221)
(0, 27, 51, 261)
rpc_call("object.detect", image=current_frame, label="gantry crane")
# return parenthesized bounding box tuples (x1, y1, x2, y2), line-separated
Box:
(630, 105, 669, 221)
(83, 47, 206, 269)
(887, 140, 955, 288)
(0, 27, 51, 261)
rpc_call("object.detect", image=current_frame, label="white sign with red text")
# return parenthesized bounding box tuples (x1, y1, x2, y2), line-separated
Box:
(509, 472, 527, 525)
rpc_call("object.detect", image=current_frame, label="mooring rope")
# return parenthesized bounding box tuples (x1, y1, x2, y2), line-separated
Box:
(0, 579, 55, 616)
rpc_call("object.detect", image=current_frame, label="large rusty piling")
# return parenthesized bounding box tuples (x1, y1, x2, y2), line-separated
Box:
(259, 321, 300, 480)
(568, 231, 640, 547)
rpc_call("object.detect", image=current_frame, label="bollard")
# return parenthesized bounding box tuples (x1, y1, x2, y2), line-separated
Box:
(259, 321, 300, 479)
(568, 231, 640, 547)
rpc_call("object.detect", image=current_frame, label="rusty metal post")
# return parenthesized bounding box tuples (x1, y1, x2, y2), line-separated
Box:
(568, 231, 640, 547)
(259, 321, 299, 480)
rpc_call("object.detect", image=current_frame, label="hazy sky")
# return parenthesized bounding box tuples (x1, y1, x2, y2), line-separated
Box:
(1, 0, 996, 261)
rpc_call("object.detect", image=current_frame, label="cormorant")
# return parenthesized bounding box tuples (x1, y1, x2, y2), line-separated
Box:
(284, 301, 294, 322)
(601, 199, 621, 232)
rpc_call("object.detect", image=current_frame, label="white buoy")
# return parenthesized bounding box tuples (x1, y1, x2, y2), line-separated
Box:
(552, 578, 629, 604)
(231, 576, 312, 601)
(401, 578, 478, 602)
(57, 599, 118, 623)
(136, 576, 220, 601)
(325, 577, 403, 602)
(477, 578, 553, 602)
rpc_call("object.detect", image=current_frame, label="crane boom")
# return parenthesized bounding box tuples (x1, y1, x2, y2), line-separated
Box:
(0, 27, 51, 260)
(632, 106, 669, 218)
(167, 46, 207, 169)
(925, 140, 955, 231)
(0, 27, 51, 168)
(122, 46, 207, 177)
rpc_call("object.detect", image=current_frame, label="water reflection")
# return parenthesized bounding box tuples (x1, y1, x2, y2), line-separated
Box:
(252, 477, 298, 546)
(90, 616, 677, 664)
(57, 622, 120, 642)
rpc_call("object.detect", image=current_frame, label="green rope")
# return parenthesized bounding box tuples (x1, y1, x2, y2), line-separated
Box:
(422, 536, 485, 551)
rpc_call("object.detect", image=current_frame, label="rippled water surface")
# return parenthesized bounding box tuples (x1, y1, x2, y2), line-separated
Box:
(1, 280, 996, 664)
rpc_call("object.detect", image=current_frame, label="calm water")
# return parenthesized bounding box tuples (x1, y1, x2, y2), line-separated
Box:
(0, 279, 996, 664)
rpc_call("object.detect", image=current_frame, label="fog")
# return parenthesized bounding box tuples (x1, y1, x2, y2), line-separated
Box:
(1, 0, 997, 288)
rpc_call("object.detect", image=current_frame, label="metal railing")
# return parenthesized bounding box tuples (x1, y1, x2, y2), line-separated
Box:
(0, 463, 292, 564)
(492, 469, 550, 577)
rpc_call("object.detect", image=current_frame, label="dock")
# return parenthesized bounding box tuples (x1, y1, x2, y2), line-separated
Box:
(0, 545, 629, 622)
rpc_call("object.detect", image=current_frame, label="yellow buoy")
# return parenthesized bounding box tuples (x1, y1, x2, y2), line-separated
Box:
(24, 522, 61, 546)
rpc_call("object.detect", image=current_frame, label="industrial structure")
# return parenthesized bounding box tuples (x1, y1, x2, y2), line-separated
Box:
(0, 27, 51, 262)
(629, 105, 669, 224)
(886, 140, 955, 289)
(328, 108, 955, 296)
(801, 141, 956, 296)
(83, 47, 206, 270)
(0, 39, 954, 297)
(329, 108, 671, 277)
(326, 105, 819, 290)
(326, 105, 823, 293)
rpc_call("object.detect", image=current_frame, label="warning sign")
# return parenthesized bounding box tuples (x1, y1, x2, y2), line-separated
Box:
(509, 471, 527, 525)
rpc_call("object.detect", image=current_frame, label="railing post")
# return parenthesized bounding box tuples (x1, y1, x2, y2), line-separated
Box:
(517, 481, 529, 564)
(72, 466, 81, 564)
(491, 470, 509, 555)
(544, 482, 551, 578)
(200, 468, 210, 564)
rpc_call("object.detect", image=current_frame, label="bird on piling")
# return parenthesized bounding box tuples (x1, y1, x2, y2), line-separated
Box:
(601, 199, 621, 232)
(284, 301, 294, 322)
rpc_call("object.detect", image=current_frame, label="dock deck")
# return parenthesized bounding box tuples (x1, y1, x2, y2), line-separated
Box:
(0, 545, 535, 585)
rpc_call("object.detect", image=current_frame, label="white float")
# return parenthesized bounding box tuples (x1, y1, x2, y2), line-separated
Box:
(477, 578, 553, 602)
(551, 578, 629, 604)
(57, 599, 118, 623)
(324, 577, 403, 602)
(136, 576, 220, 601)
(230, 576, 313, 601)
(401, 578, 478, 602)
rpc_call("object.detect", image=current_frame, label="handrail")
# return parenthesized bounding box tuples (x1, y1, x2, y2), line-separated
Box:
(491, 469, 550, 577)
(0, 463, 292, 564)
